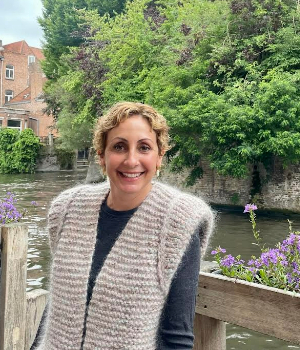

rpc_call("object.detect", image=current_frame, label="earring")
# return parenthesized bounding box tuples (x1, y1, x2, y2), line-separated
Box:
(156, 168, 160, 177)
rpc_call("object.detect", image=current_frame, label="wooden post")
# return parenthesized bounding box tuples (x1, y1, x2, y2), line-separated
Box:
(0, 224, 28, 350)
(194, 263, 226, 350)
(25, 289, 49, 350)
(193, 314, 226, 350)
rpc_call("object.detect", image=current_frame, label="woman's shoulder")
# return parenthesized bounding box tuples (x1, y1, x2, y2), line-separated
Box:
(49, 181, 110, 211)
(153, 181, 215, 252)
(153, 181, 212, 213)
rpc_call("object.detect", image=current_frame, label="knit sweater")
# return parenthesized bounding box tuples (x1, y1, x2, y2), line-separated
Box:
(36, 181, 214, 350)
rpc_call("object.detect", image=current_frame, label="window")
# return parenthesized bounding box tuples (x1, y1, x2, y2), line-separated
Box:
(0, 119, 3, 128)
(5, 64, 14, 79)
(5, 90, 13, 103)
(7, 120, 21, 131)
(28, 55, 35, 64)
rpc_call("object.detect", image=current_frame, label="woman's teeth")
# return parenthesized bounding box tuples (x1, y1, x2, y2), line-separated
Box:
(121, 172, 142, 178)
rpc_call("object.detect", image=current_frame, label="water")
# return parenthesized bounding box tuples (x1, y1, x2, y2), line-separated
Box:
(0, 171, 299, 350)
(0, 171, 88, 290)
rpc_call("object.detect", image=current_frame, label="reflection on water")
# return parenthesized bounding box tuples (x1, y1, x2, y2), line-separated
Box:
(0, 170, 299, 349)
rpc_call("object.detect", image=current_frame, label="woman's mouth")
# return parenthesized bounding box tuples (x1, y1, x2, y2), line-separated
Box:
(118, 171, 144, 178)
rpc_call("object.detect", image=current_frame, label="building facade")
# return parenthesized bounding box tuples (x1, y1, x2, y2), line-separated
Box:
(0, 40, 56, 138)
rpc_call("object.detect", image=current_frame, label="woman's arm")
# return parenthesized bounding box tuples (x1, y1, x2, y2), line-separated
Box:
(158, 232, 200, 349)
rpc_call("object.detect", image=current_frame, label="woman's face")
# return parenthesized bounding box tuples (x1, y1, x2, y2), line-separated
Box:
(100, 114, 164, 201)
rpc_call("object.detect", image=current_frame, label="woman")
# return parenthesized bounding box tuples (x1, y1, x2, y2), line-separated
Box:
(35, 102, 214, 350)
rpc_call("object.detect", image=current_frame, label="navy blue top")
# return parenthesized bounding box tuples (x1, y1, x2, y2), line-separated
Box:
(32, 200, 200, 350)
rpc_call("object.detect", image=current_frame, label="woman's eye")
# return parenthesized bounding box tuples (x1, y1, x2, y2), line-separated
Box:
(113, 143, 125, 152)
(139, 144, 151, 152)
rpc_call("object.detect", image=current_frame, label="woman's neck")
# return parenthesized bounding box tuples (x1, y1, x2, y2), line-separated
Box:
(107, 184, 152, 211)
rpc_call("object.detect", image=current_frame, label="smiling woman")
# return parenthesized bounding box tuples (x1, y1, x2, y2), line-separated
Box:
(33, 101, 215, 350)
(95, 104, 167, 210)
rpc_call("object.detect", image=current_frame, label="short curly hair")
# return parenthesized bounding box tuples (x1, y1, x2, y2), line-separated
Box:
(93, 101, 169, 156)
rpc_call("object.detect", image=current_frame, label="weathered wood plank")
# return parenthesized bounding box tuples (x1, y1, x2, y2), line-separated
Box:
(196, 272, 300, 345)
(193, 314, 226, 350)
(0, 224, 28, 350)
(25, 289, 49, 350)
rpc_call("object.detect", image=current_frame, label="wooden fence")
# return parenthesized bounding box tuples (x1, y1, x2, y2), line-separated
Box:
(0, 225, 48, 350)
(193, 270, 300, 350)
(1, 224, 299, 349)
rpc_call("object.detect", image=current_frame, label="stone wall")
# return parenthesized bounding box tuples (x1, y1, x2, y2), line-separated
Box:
(161, 158, 300, 213)
(260, 161, 300, 212)
(161, 160, 251, 206)
(82, 155, 300, 212)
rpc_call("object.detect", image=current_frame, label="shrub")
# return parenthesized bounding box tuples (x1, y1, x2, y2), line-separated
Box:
(0, 128, 40, 174)
(13, 129, 41, 173)
(0, 128, 19, 173)
(55, 147, 75, 170)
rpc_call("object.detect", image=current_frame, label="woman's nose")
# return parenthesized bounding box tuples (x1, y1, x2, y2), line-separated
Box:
(124, 149, 139, 167)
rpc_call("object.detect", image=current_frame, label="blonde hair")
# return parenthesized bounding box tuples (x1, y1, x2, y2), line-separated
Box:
(93, 102, 169, 156)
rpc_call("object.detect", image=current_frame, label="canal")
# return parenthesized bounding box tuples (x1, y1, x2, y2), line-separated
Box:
(0, 170, 299, 350)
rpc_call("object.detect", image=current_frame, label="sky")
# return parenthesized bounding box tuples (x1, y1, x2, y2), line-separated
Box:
(0, 0, 44, 48)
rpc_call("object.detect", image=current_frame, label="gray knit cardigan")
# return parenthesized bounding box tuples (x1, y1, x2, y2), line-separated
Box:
(36, 181, 214, 350)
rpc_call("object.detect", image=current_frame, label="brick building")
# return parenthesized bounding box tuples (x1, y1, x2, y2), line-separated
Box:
(0, 40, 56, 138)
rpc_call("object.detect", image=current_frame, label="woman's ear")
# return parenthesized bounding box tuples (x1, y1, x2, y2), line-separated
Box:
(99, 155, 105, 167)
(156, 150, 165, 169)
(98, 151, 105, 167)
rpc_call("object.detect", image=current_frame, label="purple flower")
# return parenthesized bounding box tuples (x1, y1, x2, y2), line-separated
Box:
(220, 254, 236, 267)
(284, 233, 296, 246)
(287, 273, 293, 284)
(0, 192, 23, 225)
(31, 201, 37, 206)
(243, 203, 258, 213)
(254, 259, 262, 268)
(211, 247, 226, 255)
(236, 259, 245, 265)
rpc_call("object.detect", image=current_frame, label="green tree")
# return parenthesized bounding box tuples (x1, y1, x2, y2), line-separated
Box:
(42, 0, 300, 184)
(0, 128, 40, 174)
(13, 129, 41, 173)
(39, 0, 130, 80)
(40, 0, 131, 150)
(0, 129, 19, 174)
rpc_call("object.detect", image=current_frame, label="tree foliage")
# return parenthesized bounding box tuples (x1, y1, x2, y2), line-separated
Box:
(39, 0, 129, 80)
(42, 0, 300, 183)
(0, 129, 40, 174)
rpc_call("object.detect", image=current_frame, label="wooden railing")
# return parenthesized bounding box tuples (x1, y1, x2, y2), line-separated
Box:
(1, 224, 299, 349)
(193, 270, 300, 350)
(0, 225, 48, 350)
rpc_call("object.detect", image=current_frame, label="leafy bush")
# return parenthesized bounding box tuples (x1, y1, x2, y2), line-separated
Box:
(13, 129, 41, 173)
(0, 128, 19, 173)
(0, 128, 40, 174)
(212, 205, 300, 292)
(55, 147, 75, 170)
